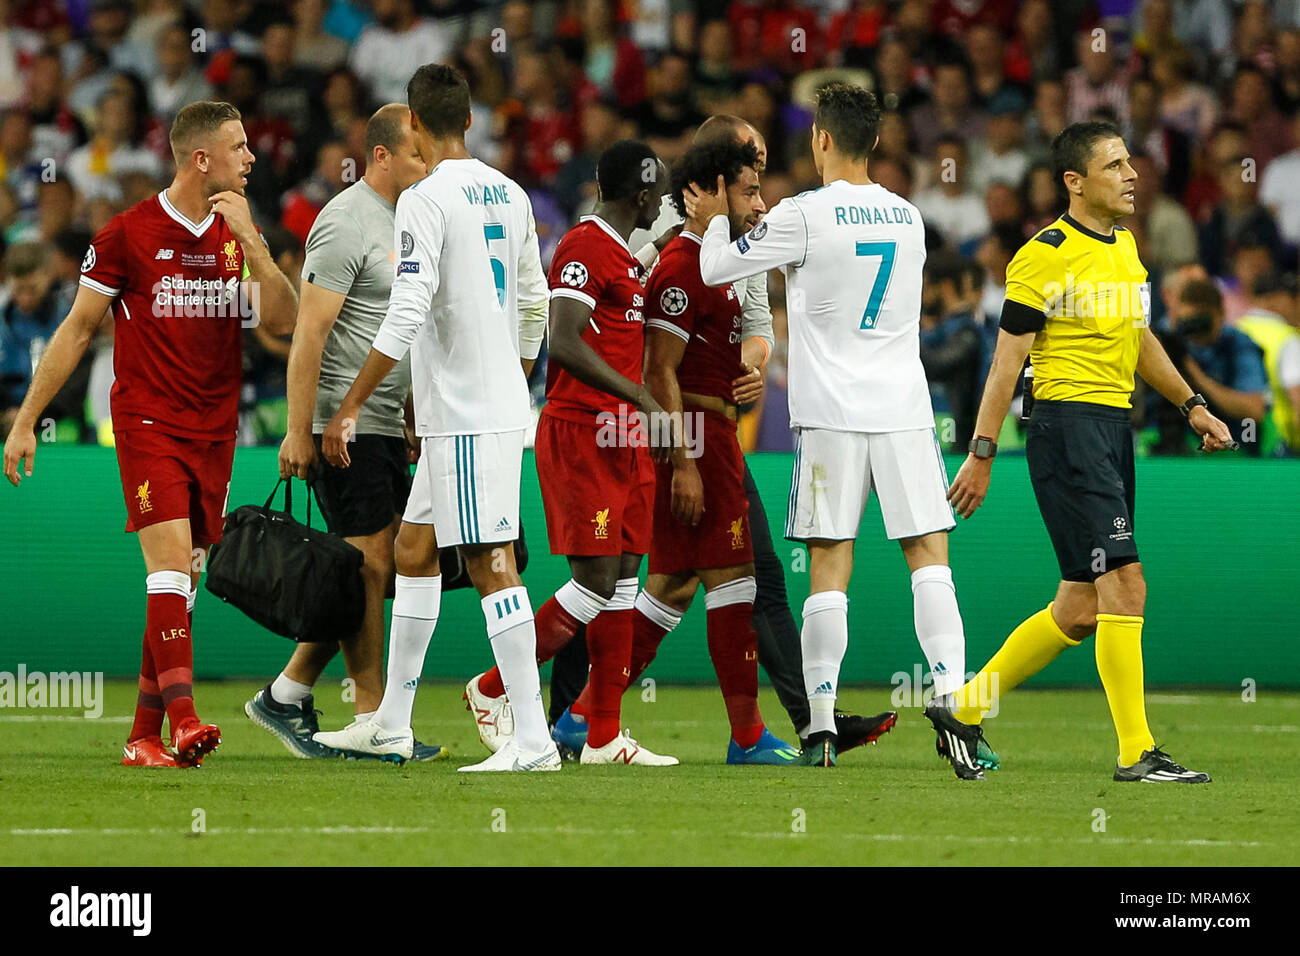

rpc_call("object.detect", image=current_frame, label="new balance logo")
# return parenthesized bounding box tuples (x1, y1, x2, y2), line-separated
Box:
(615, 747, 639, 765)
(813, 681, 834, 696)
(154, 248, 174, 260)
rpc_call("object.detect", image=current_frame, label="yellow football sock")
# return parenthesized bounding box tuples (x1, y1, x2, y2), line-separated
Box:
(953, 603, 1080, 724)
(1095, 613, 1155, 766)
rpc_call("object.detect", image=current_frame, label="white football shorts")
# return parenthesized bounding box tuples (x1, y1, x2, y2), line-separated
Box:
(403, 429, 525, 547)
(785, 426, 956, 541)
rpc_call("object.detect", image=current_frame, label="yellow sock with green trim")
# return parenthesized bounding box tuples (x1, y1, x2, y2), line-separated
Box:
(952, 603, 1080, 725)
(1095, 613, 1155, 766)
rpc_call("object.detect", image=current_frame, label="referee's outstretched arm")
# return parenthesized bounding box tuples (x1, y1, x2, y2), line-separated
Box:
(947, 328, 1035, 519)
(1134, 326, 1236, 451)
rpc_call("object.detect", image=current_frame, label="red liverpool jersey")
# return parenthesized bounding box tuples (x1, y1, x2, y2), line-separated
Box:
(644, 231, 744, 403)
(79, 190, 252, 440)
(544, 215, 646, 422)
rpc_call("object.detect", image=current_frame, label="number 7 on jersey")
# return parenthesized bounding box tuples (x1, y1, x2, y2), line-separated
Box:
(855, 240, 896, 330)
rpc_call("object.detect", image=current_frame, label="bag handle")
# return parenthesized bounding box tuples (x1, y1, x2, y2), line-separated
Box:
(263, 476, 315, 528)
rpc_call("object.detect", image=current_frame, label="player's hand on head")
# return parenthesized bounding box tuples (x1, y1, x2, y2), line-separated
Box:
(2, 424, 36, 486)
(670, 460, 704, 527)
(947, 455, 991, 518)
(684, 175, 728, 223)
(209, 191, 256, 242)
(320, 411, 354, 468)
(278, 430, 318, 480)
(732, 363, 764, 405)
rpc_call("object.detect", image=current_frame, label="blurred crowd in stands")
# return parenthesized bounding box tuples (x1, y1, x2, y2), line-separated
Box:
(1, 0, 1299, 455)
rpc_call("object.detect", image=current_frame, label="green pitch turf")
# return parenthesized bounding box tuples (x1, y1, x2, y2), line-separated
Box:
(2, 682, 1297, 866)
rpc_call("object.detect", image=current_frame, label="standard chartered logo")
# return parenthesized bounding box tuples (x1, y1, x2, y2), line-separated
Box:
(151, 276, 261, 326)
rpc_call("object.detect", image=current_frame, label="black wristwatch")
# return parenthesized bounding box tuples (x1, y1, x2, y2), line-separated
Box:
(969, 436, 998, 460)
(1178, 393, 1208, 417)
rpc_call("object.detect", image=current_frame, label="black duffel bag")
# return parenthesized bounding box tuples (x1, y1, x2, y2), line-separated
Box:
(438, 520, 529, 591)
(205, 477, 364, 642)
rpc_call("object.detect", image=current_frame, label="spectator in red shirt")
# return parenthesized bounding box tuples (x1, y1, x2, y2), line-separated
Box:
(828, 1, 890, 69)
(280, 140, 350, 244)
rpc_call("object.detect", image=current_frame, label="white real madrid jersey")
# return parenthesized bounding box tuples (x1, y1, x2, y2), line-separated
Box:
(698, 180, 933, 433)
(371, 157, 549, 437)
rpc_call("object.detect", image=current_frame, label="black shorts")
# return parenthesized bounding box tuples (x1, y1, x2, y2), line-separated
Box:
(1026, 400, 1139, 583)
(310, 434, 411, 538)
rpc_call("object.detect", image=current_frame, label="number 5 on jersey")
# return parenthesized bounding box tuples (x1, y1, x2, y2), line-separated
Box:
(484, 223, 507, 308)
(856, 240, 895, 330)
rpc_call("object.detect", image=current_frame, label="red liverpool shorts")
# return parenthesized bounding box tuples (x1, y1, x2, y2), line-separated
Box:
(535, 411, 653, 556)
(115, 428, 236, 546)
(649, 408, 752, 575)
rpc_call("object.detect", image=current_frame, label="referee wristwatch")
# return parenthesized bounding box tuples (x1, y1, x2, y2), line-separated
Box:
(1178, 393, 1208, 417)
(968, 436, 998, 459)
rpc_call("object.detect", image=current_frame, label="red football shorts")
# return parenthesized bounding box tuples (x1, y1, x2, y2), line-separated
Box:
(535, 411, 653, 557)
(115, 428, 236, 546)
(649, 408, 752, 575)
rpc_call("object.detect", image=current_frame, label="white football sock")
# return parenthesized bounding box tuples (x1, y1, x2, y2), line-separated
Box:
(911, 564, 967, 698)
(636, 589, 683, 632)
(374, 574, 442, 732)
(187, 587, 197, 615)
(483, 586, 550, 753)
(270, 673, 312, 706)
(554, 578, 609, 623)
(801, 591, 849, 736)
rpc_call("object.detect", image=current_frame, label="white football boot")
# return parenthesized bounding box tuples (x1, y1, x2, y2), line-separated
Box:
(463, 673, 514, 753)
(313, 718, 413, 762)
(580, 730, 679, 766)
(457, 737, 562, 772)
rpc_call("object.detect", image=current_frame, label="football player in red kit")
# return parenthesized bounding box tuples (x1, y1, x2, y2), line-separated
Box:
(585, 139, 799, 763)
(466, 140, 679, 765)
(2, 101, 297, 767)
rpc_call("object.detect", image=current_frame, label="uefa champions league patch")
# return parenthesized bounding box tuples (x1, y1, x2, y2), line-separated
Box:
(81, 245, 96, 272)
(560, 261, 589, 288)
(660, 287, 688, 316)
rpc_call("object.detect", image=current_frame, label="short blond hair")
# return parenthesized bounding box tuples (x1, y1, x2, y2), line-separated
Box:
(170, 101, 242, 165)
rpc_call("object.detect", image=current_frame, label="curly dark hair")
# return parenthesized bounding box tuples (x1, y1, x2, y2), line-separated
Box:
(669, 139, 761, 219)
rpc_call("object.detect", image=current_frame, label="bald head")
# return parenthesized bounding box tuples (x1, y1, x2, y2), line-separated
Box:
(695, 113, 766, 169)
(365, 103, 412, 165)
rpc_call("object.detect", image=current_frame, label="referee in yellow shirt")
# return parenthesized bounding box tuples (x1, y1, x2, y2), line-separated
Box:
(936, 121, 1233, 783)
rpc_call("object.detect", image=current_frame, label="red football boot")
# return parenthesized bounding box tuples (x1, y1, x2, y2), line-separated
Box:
(172, 721, 222, 767)
(122, 736, 180, 768)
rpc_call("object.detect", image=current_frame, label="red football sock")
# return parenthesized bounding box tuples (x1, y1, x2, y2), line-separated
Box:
(628, 604, 672, 687)
(571, 680, 593, 720)
(480, 595, 583, 698)
(128, 630, 164, 742)
(707, 599, 763, 748)
(144, 573, 198, 733)
(585, 608, 633, 748)
(572, 607, 669, 719)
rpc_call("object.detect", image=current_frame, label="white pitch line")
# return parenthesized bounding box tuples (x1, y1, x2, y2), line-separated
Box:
(3, 826, 1269, 848)
(0, 715, 131, 723)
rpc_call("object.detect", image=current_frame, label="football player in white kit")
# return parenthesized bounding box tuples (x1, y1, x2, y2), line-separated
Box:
(316, 64, 559, 772)
(685, 82, 980, 776)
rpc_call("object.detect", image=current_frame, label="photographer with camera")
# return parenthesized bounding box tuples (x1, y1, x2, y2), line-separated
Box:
(1154, 278, 1270, 453)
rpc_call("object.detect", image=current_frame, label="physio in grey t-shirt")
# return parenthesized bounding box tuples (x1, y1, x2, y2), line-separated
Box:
(302, 179, 412, 437)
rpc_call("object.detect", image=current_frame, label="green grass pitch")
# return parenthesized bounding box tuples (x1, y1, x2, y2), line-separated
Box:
(2, 681, 1297, 866)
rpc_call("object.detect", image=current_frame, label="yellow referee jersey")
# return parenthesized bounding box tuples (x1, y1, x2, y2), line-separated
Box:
(1000, 214, 1150, 408)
